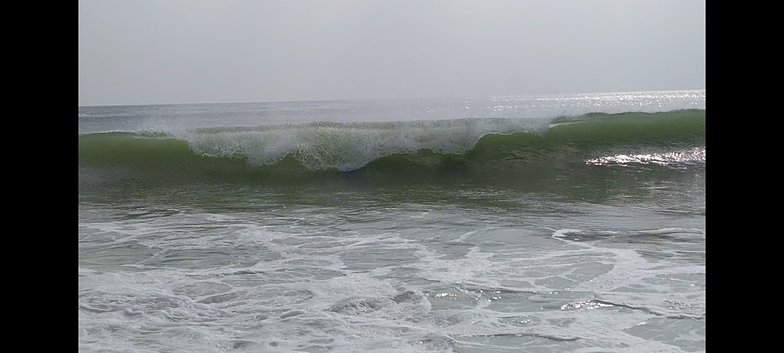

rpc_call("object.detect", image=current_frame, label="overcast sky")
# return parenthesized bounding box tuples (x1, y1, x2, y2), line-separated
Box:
(78, 0, 705, 106)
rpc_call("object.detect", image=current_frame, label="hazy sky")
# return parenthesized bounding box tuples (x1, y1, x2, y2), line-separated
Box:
(78, 0, 705, 106)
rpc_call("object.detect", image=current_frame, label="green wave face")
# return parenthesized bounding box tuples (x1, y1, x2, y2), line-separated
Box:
(79, 110, 704, 200)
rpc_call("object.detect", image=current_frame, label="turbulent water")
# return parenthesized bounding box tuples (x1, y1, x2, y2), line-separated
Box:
(78, 91, 705, 352)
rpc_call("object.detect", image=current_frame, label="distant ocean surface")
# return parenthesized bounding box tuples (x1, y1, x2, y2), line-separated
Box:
(79, 91, 705, 352)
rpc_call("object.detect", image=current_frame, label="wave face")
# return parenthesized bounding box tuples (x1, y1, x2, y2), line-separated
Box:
(79, 109, 704, 191)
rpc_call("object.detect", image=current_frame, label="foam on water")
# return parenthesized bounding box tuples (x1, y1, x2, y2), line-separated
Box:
(79, 92, 705, 352)
(80, 204, 705, 352)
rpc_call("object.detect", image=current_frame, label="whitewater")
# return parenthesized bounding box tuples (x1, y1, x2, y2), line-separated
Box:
(79, 90, 705, 352)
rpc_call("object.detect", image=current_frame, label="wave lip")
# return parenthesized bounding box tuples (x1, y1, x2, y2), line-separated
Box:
(181, 118, 551, 172)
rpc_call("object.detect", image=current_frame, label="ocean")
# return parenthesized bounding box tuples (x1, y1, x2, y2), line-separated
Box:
(78, 90, 705, 352)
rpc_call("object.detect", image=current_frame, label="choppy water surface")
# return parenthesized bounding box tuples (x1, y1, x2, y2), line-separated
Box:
(79, 91, 705, 352)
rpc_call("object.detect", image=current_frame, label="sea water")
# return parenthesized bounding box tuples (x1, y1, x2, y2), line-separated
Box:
(79, 90, 705, 352)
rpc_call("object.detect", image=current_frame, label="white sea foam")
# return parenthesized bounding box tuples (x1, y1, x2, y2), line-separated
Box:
(180, 118, 550, 171)
(79, 93, 705, 352)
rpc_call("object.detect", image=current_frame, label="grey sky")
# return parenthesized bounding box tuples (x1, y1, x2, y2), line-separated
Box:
(78, 0, 705, 106)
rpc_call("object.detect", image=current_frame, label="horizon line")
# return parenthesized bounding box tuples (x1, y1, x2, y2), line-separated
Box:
(78, 88, 706, 108)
